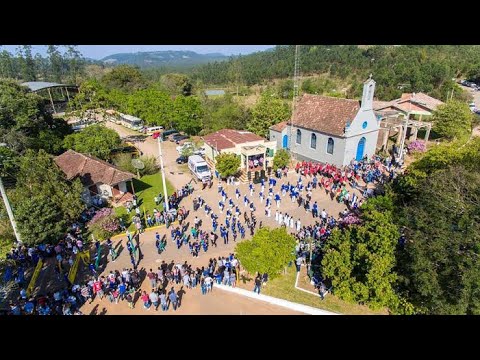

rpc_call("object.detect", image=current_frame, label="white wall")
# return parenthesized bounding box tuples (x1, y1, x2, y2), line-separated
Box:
(97, 183, 112, 199)
(290, 126, 346, 167)
(343, 130, 379, 166)
(118, 181, 127, 193)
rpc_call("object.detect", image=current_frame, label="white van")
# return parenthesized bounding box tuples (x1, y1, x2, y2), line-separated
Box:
(188, 155, 211, 182)
(146, 126, 164, 134)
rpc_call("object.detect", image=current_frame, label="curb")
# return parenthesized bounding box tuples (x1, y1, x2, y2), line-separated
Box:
(213, 283, 338, 315)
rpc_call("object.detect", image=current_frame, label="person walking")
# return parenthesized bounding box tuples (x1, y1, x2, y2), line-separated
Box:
(168, 287, 178, 311)
(159, 291, 168, 311)
(253, 273, 262, 294)
(149, 289, 159, 311)
(141, 290, 151, 310)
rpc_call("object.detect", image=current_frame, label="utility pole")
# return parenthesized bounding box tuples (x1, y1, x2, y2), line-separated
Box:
(0, 176, 21, 244)
(399, 113, 409, 162)
(157, 136, 170, 212)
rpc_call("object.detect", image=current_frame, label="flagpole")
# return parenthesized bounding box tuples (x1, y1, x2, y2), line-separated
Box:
(157, 135, 170, 212)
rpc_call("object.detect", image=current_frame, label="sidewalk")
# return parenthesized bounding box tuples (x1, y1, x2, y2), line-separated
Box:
(213, 283, 339, 315)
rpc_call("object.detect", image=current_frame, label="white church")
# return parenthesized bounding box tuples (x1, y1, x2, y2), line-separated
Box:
(269, 77, 380, 167)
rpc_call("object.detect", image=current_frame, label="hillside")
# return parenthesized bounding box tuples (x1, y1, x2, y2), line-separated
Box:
(191, 45, 480, 101)
(101, 50, 228, 68)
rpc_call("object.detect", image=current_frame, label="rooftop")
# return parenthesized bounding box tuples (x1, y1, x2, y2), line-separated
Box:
(374, 92, 443, 113)
(21, 81, 76, 92)
(269, 121, 288, 132)
(291, 94, 360, 136)
(203, 129, 265, 151)
(55, 150, 135, 187)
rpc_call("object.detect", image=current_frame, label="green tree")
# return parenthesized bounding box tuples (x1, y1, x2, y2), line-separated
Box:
(202, 95, 250, 134)
(12, 149, 84, 245)
(248, 90, 291, 137)
(63, 124, 121, 160)
(160, 73, 193, 96)
(432, 99, 473, 140)
(235, 227, 296, 279)
(395, 165, 480, 314)
(16, 45, 37, 81)
(101, 65, 147, 92)
(172, 95, 204, 135)
(215, 153, 240, 178)
(272, 149, 290, 170)
(0, 79, 71, 154)
(47, 45, 63, 82)
(322, 205, 400, 310)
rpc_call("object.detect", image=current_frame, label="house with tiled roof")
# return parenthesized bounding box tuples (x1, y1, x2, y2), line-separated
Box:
(202, 129, 277, 182)
(55, 150, 135, 206)
(373, 92, 444, 119)
(269, 77, 380, 166)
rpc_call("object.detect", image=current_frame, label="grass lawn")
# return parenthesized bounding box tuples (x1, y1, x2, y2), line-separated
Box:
(252, 266, 388, 315)
(115, 173, 175, 231)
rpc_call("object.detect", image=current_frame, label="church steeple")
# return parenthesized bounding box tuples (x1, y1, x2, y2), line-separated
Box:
(361, 75, 375, 111)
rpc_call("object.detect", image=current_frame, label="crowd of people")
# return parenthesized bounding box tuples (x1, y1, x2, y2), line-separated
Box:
(1, 153, 400, 314)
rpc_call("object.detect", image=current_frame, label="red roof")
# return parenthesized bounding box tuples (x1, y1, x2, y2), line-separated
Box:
(55, 150, 135, 186)
(291, 94, 360, 136)
(374, 93, 443, 113)
(203, 129, 265, 151)
(269, 121, 288, 132)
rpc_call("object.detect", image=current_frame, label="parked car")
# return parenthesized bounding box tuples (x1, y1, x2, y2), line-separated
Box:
(176, 155, 188, 164)
(162, 129, 178, 141)
(193, 147, 206, 156)
(169, 133, 187, 142)
(173, 135, 190, 144)
(176, 142, 194, 154)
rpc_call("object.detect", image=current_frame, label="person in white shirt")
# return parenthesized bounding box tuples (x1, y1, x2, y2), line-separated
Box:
(296, 219, 301, 232)
(278, 212, 283, 225)
(290, 217, 294, 228)
(275, 210, 279, 222)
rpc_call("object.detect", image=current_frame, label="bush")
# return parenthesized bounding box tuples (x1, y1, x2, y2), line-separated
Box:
(90, 214, 121, 240)
(407, 140, 427, 153)
(113, 154, 158, 176)
(140, 155, 158, 175)
(273, 149, 290, 170)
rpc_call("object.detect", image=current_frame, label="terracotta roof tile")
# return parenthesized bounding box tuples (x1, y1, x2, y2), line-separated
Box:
(269, 121, 288, 132)
(55, 150, 135, 186)
(203, 129, 265, 151)
(290, 94, 360, 136)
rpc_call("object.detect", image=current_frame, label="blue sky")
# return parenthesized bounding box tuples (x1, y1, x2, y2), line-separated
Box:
(1, 45, 274, 59)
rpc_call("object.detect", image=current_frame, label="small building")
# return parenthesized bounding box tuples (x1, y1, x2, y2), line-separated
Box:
(202, 129, 277, 182)
(55, 150, 135, 206)
(270, 77, 379, 167)
(373, 92, 444, 120)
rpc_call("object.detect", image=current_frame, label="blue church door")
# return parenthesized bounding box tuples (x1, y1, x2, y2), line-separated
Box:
(282, 134, 288, 149)
(356, 137, 366, 161)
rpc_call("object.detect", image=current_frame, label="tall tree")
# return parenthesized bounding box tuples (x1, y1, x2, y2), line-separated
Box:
(322, 205, 400, 310)
(64, 45, 84, 84)
(12, 149, 84, 245)
(172, 95, 204, 135)
(432, 100, 473, 141)
(395, 165, 480, 314)
(47, 45, 63, 82)
(247, 90, 291, 137)
(63, 124, 121, 160)
(0, 79, 71, 154)
(101, 65, 147, 92)
(16, 45, 37, 81)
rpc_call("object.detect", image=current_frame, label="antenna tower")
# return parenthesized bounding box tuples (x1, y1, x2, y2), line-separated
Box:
(289, 45, 300, 158)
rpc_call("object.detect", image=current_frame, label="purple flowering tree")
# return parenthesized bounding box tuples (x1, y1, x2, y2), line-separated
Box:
(341, 214, 362, 226)
(87, 208, 114, 227)
(407, 140, 426, 153)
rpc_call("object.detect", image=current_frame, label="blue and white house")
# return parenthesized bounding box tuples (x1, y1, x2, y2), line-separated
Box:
(269, 77, 380, 167)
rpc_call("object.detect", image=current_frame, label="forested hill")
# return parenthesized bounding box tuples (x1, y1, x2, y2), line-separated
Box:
(191, 45, 480, 101)
(101, 51, 228, 68)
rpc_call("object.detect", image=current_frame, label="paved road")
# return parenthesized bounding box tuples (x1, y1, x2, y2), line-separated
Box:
(459, 84, 480, 109)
